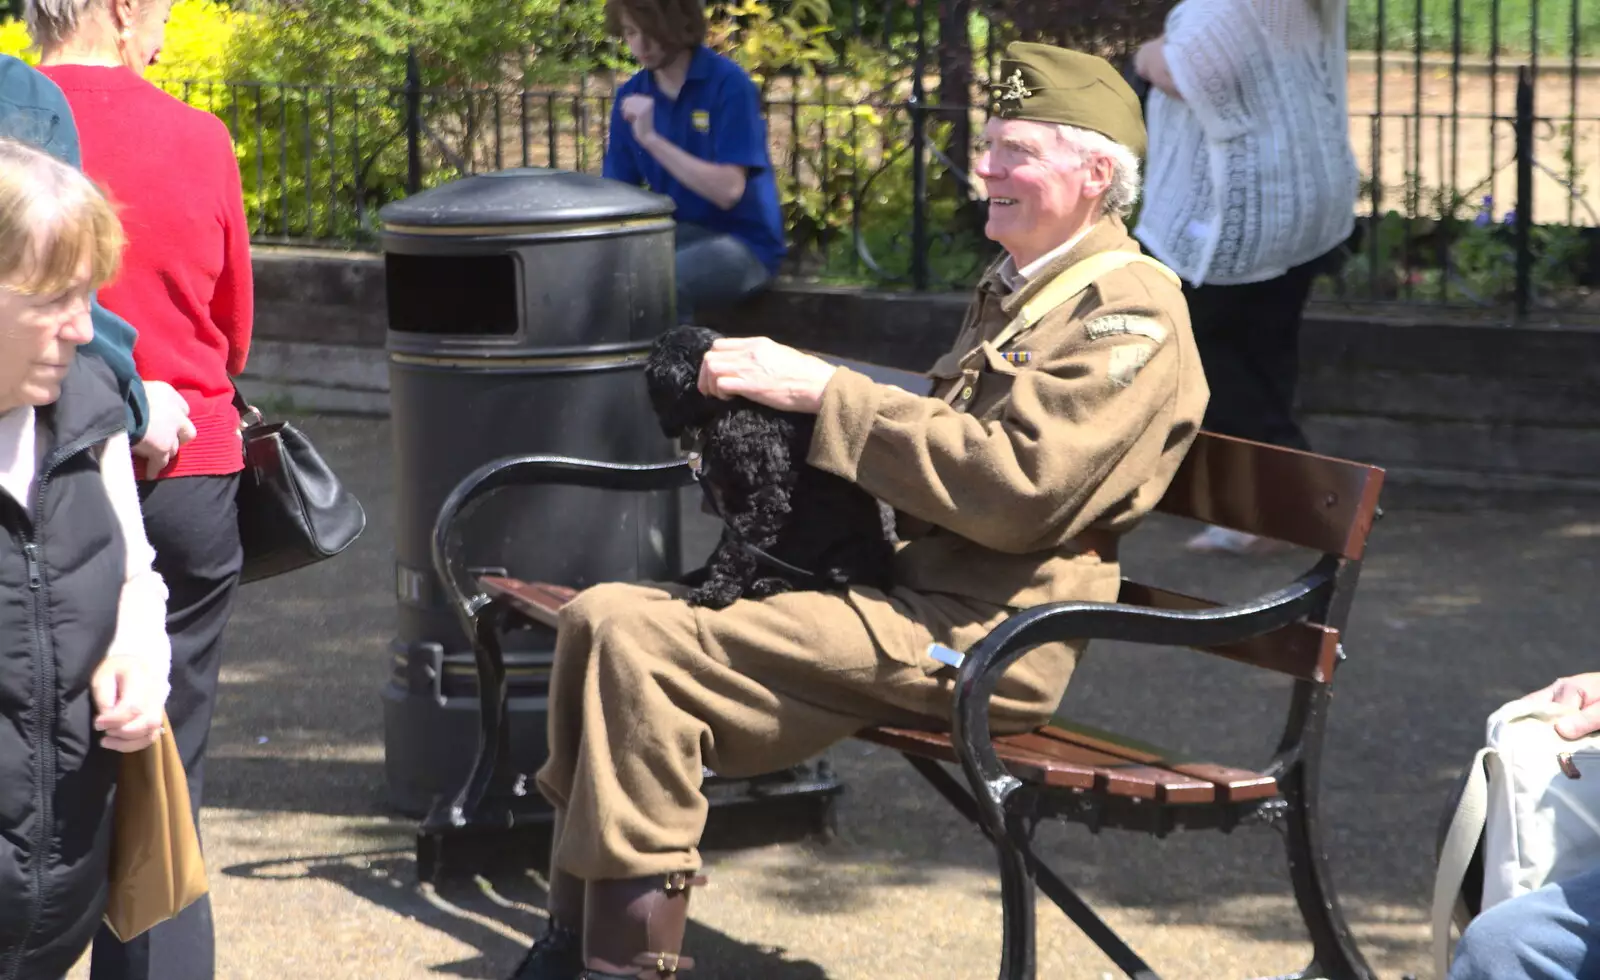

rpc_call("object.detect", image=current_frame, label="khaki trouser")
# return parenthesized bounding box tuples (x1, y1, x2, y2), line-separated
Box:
(535, 581, 1083, 880)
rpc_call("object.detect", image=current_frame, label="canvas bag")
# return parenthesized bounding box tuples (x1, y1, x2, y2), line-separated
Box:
(104, 714, 209, 941)
(1431, 698, 1600, 978)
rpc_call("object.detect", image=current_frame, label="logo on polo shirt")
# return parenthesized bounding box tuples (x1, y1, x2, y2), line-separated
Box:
(692, 110, 711, 133)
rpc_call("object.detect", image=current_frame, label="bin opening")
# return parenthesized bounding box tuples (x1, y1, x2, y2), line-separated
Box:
(386, 252, 519, 336)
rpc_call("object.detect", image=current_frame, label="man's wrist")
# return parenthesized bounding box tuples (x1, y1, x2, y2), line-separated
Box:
(803, 365, 840, 414)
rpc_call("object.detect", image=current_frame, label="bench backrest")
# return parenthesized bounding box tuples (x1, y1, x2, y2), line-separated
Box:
(1155, 432, 1385, 562)
(1135, 432, 1385, 683)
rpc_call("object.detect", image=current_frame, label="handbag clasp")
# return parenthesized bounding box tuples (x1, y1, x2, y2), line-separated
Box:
(1558, 752, 1583, 780)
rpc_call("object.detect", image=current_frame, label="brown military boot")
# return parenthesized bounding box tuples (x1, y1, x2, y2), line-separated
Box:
(579, 871, 705, 978)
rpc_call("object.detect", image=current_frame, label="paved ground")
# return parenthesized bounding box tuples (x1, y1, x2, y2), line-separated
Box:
(70, 413, 1600, 979)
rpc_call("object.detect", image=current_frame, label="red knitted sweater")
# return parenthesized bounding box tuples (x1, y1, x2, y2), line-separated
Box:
(41, 64, 253, 479)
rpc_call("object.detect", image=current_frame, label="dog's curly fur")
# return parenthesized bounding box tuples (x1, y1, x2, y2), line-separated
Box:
(645, 326, 896, 609)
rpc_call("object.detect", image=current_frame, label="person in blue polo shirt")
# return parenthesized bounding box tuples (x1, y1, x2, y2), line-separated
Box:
(602, 0, 786, 325)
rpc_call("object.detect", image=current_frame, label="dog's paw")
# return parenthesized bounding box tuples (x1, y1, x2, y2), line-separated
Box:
(747, 577, 794, 598)
(688, 581, 743, 610)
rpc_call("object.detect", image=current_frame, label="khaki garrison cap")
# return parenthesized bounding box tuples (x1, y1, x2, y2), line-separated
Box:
(989, 41, 1147, 157)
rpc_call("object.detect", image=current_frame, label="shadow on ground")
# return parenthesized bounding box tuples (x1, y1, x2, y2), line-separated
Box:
(221, 847, 828, 979)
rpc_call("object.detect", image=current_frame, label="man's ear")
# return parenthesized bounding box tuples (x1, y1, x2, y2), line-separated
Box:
(1081, 154, 1116, 203)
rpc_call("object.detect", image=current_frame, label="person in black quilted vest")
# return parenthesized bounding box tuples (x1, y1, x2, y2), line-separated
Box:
(0, 136, 170, 979)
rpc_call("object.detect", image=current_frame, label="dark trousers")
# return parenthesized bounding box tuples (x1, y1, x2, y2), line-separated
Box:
(1182, 259, 1322, 452)
(90, 474, 242, 980)
(674, 222, 772, 325)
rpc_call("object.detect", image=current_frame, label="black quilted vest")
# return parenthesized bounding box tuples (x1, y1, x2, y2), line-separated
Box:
(0, 356, 126, 980)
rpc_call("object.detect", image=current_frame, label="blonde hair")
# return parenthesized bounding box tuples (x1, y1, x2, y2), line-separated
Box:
(0, 139, 123, 296)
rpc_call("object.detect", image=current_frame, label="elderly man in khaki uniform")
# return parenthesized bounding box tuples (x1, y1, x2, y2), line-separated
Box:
(509, 41, 1209, 980)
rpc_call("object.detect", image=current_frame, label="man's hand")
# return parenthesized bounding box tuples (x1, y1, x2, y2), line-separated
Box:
(621, 94, 658, 147)
(1134, 38, 1182, 100)
(697, 337, 838, 414)
(132, 380, 196, 480)
(1529, 672, 1600, 740)
(91, 655, 167, 753)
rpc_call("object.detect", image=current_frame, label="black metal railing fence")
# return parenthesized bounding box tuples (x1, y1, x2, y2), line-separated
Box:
(161, 0, 1598, 316)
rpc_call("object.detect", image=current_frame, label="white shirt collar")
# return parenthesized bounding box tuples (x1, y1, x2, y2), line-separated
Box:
(996, 226, 1093, 292)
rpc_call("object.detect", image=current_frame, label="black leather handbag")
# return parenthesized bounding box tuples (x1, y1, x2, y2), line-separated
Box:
(233, 389, 366, 584)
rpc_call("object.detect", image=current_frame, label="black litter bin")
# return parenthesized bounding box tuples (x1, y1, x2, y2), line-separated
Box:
(379, 168, 682, 816)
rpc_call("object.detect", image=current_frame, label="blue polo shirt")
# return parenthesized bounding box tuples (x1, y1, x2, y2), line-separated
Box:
(604, 47, 787, 274)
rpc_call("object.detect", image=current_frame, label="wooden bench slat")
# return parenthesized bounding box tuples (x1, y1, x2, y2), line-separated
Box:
(1117, 581, 1341, 683)
(481, 576, 574, 628)
(1030, 723, 1280, 803)
(858, 726, 1100, 793)
(1003, 732, 1216, 803)
(859, 725, 1277, 805)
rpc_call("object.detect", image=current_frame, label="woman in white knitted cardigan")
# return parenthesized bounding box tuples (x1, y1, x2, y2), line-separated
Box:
(1134, 0, 1360, 553)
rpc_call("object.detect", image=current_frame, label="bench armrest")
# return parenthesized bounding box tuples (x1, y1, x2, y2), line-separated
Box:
(430, 455, 695, 638)
(948, 555, 1340, 837)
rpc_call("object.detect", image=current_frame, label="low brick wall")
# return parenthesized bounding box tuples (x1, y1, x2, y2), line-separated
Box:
(247, 246, 1600, 493)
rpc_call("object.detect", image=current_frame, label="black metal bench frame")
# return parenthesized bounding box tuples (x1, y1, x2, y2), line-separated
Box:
(425, 426, 1385, 980)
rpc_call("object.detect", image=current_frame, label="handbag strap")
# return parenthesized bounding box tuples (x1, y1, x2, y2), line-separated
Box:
(230, 383, 262, 427)
(1432, 747, 1493, 979)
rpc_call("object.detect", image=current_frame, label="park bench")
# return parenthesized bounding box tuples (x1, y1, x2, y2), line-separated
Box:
(422, 359, 1386, 980)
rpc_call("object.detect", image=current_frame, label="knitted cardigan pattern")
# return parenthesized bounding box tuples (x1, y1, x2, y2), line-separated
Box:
(1134, 0, 1361, 286)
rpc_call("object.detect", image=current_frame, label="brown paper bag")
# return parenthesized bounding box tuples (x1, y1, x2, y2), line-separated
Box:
(103, 714, 209, 941)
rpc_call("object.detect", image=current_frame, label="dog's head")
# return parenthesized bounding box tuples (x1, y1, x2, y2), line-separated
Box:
(645, 325, 722, 440)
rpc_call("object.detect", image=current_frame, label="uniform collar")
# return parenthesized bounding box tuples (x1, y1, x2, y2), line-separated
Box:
(686, 46, 714, 81)
(647, 46, 712, 99)
(997, 215, 1135, 318)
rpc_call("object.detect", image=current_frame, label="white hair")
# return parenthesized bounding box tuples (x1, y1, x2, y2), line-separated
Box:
(24, 0, 103, 52)
(1052, 123, 1142, 219)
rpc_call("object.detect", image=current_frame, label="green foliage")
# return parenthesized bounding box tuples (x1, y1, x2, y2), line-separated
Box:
(225, 0, 607, 88)
(711, 0, 835, 84)
(1346, 0, 1599, 56)
(211, 0, 611, 242)
(814, 128, 993, 289)
(711, 1, 987, 286)
(1338, 207, 1593, 307)
(0, 0, 243, 74)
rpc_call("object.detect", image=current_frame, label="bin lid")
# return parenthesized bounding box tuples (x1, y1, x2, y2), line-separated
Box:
(378, 168, 675, 231)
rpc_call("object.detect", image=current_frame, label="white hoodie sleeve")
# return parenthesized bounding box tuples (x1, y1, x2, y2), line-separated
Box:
(100, 432, 172, 704)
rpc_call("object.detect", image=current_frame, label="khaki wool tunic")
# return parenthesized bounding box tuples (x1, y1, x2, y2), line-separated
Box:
(537, 215, 1209, 880)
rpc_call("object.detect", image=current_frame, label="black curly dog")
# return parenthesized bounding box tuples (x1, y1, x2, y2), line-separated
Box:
(645, 325, 895, 609)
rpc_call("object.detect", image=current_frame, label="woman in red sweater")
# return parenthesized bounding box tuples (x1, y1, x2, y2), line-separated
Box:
(29, 0, 252, 978)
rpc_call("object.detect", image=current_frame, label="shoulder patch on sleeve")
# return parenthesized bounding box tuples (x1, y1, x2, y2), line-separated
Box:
(1107, 344, 1156, 388)
(1085, 314, 1168, 344)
